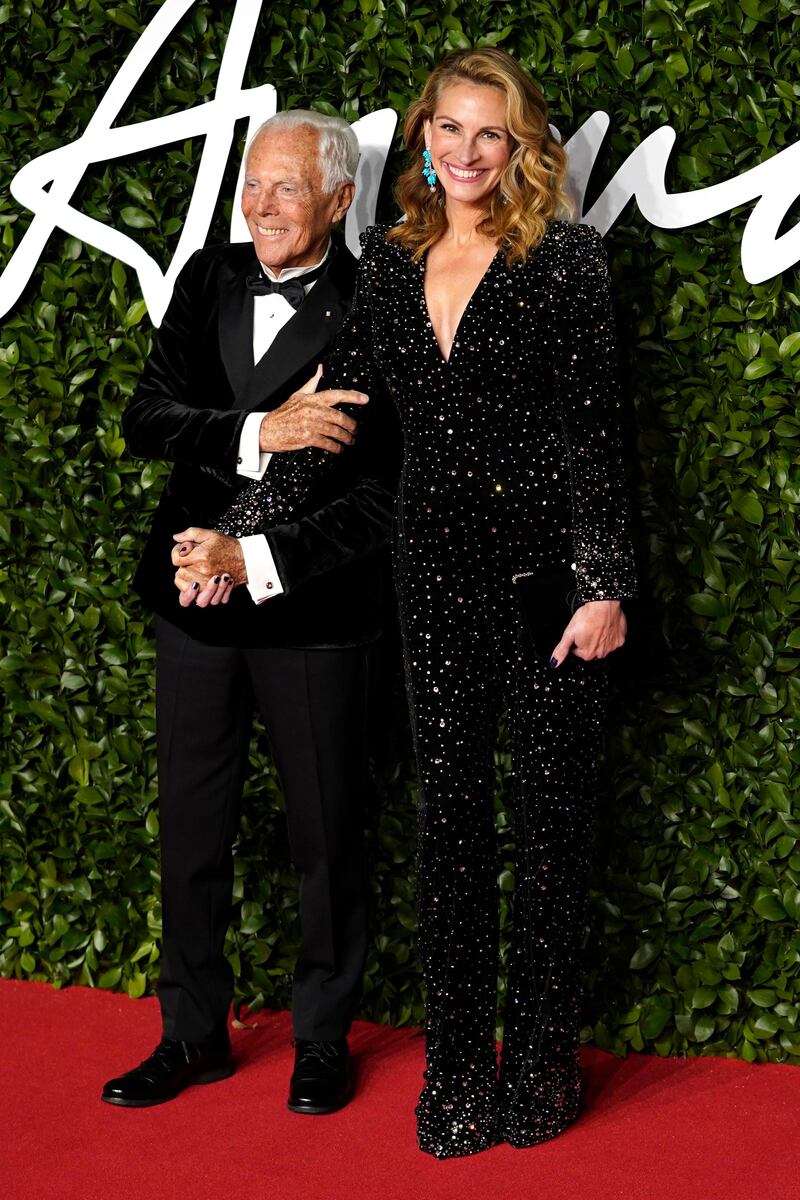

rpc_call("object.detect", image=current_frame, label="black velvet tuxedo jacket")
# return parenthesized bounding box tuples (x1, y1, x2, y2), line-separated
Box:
(123, 235, 399, 648)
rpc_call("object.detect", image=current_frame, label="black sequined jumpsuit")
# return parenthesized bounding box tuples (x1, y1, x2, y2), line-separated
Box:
(220, 220, 637, 1157)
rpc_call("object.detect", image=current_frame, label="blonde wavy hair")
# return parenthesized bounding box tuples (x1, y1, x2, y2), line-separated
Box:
(387, 48, 571, 266)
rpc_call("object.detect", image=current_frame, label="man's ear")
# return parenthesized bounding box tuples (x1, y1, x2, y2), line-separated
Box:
(333, 180, 355, 222)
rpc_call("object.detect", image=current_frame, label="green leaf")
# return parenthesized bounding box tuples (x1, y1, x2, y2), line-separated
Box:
(735, 332, 760, 360)
(571, 50, 599, 74)
(666, 52, 689, 81)
(98, 968, 122, 989)
(743, 358, 777, 380)
(120, 207, 157, 230)
(686, 593, 726, 617)
(105, 8, 143, 32)
(748, 989, 776, 1007)
(641, 1003, 671, 1039)
(732, 492, 764, 525)
(778, 332, 800, 358)
(126, 972, 148, 999)
(694, 1014, 715, 1042)
(739, 0, 768, 20)
(752, 892, 786, 922)
(570, 29, 604, 47)
(630, 941, 660, 970)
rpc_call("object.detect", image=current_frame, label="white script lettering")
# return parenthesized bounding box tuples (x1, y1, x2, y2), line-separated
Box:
(0, 0, 396, 327)
(564, 113, 800, 285)
(0, 0, 797, 328)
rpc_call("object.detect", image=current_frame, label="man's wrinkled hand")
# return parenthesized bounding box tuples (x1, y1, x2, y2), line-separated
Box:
(172, 527, 246, 608)
(258, 363, 368, 455)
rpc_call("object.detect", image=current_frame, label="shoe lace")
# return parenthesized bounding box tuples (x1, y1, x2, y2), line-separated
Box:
(137, 1038, 189, 1080)
(294, 1039, 343, 1068)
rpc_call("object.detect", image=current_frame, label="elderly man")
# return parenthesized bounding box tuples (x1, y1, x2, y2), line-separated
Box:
(102, 112, 397, 1113)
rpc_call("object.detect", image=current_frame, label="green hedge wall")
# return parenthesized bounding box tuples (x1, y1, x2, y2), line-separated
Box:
(1, 0, 799, 1061)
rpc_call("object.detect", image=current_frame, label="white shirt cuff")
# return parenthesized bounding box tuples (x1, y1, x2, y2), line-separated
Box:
(239, 535, 284, 605)
(236, 412, 272, 479)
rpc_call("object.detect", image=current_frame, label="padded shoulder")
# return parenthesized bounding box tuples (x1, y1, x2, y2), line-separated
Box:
(540, 220, 606, 267)
(358, 222, 394, 257)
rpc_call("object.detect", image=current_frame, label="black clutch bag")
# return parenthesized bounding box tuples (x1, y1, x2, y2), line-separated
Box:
(512, 565, 582, 661)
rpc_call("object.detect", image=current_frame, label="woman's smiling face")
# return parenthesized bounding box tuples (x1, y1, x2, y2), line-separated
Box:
(423, 81, 513, 210)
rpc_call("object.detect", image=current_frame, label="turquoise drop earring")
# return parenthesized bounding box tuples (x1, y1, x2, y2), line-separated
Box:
(422, 148, 437, 190)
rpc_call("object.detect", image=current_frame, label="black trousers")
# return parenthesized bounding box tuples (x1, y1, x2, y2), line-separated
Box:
(154, 617, 371, 1044)
(396, 520, 608, 1156)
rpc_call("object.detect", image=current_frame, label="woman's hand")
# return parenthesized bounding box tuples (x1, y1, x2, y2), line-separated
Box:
(171, 528, 243, 608)
(176, 571, 236, 608)
(550, 599, 627, 667)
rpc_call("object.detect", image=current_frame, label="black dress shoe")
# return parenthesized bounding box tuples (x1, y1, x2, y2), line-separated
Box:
(101, 1035, 234, 1107)
(287, 1039, 352, 1114)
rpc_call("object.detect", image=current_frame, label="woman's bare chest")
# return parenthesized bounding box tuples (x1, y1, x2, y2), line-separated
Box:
(422, 242, 499, 363)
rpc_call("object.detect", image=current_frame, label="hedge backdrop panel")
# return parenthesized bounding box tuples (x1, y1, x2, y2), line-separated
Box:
(1, 0, 798, 1061)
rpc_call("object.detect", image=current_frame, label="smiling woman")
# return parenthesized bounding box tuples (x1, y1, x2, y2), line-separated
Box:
(343, 49, 637, 1159)
(214, 47, 637, 1158)
(388, 48, 570, 265)
(244, 46, 634, 1160)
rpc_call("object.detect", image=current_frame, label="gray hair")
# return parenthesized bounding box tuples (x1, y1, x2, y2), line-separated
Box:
(246, 110, 359, 193)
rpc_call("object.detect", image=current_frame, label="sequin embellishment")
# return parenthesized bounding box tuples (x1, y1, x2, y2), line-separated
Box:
(216, 221, 637, 1157)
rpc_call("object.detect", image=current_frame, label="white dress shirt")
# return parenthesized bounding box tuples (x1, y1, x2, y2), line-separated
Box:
(235, 247, 330, 604)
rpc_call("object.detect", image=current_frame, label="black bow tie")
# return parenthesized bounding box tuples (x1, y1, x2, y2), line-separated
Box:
(245, 257, 330, 309)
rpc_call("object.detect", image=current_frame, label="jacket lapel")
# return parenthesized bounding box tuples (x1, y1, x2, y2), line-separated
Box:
(216, 235, 357, 412)
(238, 271, 346, 410)
(218, 251, 257, 401)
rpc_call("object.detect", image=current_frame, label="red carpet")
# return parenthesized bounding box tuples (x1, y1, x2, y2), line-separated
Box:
(2, 980, 798, 1200)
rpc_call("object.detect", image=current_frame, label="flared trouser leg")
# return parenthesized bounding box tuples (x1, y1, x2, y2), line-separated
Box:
(397, 531, 502, 1158)
(398, 523, 609, 1157)
(497, 630, 608, 1147)
(413, 702, 501, 1158)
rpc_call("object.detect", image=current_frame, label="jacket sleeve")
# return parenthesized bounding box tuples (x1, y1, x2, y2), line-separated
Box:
(263, 469, 396, 594)
(548, 224, 637, 603)
(122, 251, 248, 471)
(216, 227, 398, 593)
(265, 228, 398, 593)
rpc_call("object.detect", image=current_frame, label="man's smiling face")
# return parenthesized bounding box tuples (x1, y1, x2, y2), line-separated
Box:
(241, 125, 353, 276)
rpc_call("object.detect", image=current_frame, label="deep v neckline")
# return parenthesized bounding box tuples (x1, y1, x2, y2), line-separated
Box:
(420, 245, 503, 366)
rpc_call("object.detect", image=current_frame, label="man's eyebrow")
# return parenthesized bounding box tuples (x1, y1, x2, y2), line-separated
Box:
(243, 172, 304, 183)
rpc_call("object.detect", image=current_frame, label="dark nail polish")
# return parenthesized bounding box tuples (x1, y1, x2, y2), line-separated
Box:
(549, 657, 558, 668)
(191, 582, 199, 590)
(222, 574, 231, 582)
(213, 575, 220, 584)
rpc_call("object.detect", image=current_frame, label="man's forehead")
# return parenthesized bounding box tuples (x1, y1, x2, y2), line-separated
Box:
(246, 126, 322, 176)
